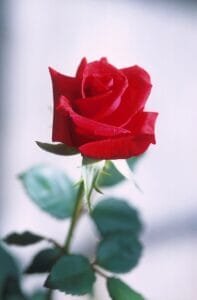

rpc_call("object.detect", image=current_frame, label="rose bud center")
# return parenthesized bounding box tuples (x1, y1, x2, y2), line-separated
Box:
(84, 75, 114, 97)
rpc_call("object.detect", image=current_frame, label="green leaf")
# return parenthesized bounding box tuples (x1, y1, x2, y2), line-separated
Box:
(112, 160, 142, 192)
(107, 277, 145, 300)
(127, 155, 144, 172)
(25, 248, 61, 274)
(96, 161, 125, 187)
(82, 157, 105, 210)
(91, 198, 143, 237)
(96, 234, 143, 273)
(36, 141, 78, 156)
(30, 291, 47, 300)
(0, 244, 19, 295)
(19, 165, 79, 219)
(6, 296, 27, 300)
(3, 231, 43, 246)
(45, 254, 96, 295)
(2, 277, 27, 300)
(0, 245, 27, 299)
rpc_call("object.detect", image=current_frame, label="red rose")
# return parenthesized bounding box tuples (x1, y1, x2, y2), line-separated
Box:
(49, 58, 158, 159)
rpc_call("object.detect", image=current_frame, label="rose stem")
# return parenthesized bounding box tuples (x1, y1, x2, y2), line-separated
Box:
(63, 180, 84, 253)
(93, 264, 108, 279)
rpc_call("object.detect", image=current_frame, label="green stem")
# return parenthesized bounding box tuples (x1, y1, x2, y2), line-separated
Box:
(63, 181, 84, 253)
(45, 237, 63, 250)
(93, 264, 108, 278)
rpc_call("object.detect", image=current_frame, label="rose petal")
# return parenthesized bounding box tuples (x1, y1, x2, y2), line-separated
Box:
(49, 67, 81, 145)
(100, 65, 152, 126)
(82, 75, 112, 97)
(124, 111, 158, 143)
(74, 59, 128, 120)
(122, 65, 151, 84)
(52, 109, 73, 146)
(100, 57, 108, 64)
(57, 96, 131, 146)
(75, 57, 87, 79)
(49, 67, 81, 100)
(79, 135, 154, 159)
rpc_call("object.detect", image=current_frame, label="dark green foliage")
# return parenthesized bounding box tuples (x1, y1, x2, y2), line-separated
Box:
(0, 244, 19, 294)
(96, 234, 143, 273)
(2, 277, 27, 300)
(91, 198, 143, 237)
(107, 277, 145, 300)
(36, 141, 78, 156)
(25, 248, 62, 274)
(0, 244, 27, 299)
(30, 291, 48, 300)
(45, 254, 96, 295)
(3, 232, 43, 246)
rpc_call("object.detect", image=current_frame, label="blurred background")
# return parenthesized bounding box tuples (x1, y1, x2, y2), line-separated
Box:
(0, 0, 197, 299)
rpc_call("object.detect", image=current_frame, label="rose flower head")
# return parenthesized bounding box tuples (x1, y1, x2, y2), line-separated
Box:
(49, 57, 158, 159)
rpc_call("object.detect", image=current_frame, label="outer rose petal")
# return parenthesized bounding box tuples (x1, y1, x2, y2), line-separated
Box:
(74, 59, 128, 120)
(49, 67, 81, 100)
(52, 112, 73, 146)
(121, 65, 152, 112)
(57, 96, 131, 146)
(79, 135, 154, 159)
(101, 66, 152, 126)
(75, 57, 87, 79)
(49, 67, 80, 146)
(124, 111, 158, 143)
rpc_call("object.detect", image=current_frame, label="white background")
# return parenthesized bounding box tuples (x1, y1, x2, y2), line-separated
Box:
(1, 0, 197, 299)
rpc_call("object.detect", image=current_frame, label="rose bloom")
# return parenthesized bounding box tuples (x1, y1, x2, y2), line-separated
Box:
(49, 58, 158, 159)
